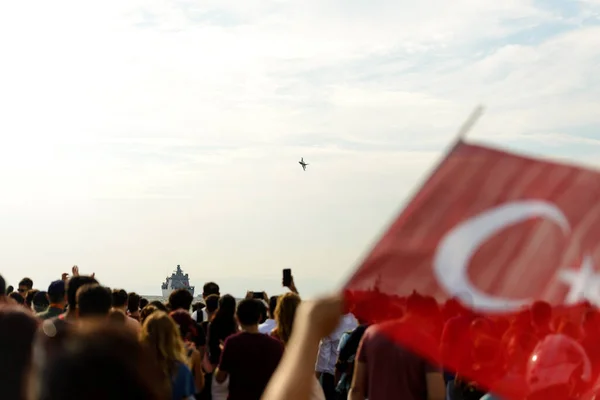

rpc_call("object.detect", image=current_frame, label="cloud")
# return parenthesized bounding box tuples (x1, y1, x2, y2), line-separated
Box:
(0, 0, 599, 295)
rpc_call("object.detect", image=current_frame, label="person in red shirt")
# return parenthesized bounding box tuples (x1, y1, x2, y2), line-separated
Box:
(215, 299, 284, 400)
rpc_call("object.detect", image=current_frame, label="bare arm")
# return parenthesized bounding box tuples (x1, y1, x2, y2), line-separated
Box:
(425, 372, 446, 400)
(261, 295, 342, 400)
(191, 350, 205, 392)
(348, 361, 367, 400)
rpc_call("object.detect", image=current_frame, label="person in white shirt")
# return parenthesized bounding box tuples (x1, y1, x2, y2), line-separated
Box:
(259, 296, 279, 334)
(315, 313, 358, 400)
(192, 281, 220, 322)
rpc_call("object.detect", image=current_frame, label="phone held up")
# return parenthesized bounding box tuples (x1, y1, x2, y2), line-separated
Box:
(282, 268, 292, 287)
(252, 292, 264, 299)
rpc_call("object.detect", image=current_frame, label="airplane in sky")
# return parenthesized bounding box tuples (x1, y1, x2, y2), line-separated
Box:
(299, 157, 308, 171)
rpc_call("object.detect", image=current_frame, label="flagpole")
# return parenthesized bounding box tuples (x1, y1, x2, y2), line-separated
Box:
(455, 105, 485, 143)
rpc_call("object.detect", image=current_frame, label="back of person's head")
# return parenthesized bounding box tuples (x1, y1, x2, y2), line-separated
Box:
(140, 311, 186, 381)
(67, 276, 98, 309)
(148, 300, 168, 312)
(77, 284, 112, 318)
(6, 285, 14, 295)
(257, 300, 268, 324)
(47, 280, 66, 304)
(169, 310, 198, 342)
(0, 305, 38, 400)
(531, 301, 552, 327)
(33, 291, 50, 313)
(275, 292, 301, 344)
(128, 292, 141, 314)
(203, 282, 220, 297)
(236, 299, 262, 327)
(268, 295, 279, 319)
(19, 277, 33, 291)
(26, 289, 39, 308)
(205, 294, 220, 314)
(10, 291, 25, 305)
(111, 289, 128, 308)
(35, 323, 167, 400)
(0, 274, 6, 296)
(139, 297, 149, 310)
(168, 289, 193, 311)
(140, 305, 159, 325)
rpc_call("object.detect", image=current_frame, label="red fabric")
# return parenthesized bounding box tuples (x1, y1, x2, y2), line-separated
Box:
(344, 141, 600, 399)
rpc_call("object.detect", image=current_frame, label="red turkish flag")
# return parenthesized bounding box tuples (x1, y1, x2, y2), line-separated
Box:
(344, 141, 600, 400)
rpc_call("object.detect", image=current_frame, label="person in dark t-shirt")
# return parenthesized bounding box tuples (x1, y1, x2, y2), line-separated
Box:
(215, 299, 284, 400)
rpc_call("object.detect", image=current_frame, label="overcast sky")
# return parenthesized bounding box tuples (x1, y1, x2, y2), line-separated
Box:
(0, 0, 599, 297)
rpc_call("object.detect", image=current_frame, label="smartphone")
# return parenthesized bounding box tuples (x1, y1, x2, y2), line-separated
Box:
(252, 292, 264, 299)
(282, 268, 292, 287)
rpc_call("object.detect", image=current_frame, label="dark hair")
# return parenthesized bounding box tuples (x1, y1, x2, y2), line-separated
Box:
(212, 294, 237, 334)
(0, 274, 5, 296)
(25, 289, 39, 307)
(268, 296, 279, 319)
(139, 298, 149, 310)
(0, 306, 38, 400)
(77, 284, 112, 318)
(170, 310, 198, 342)
(236, 299, 262, 326)
(9, 292, 25, 305)
(128, 293, 141, 313)
(111, 289, 128, 308)
(205, 294, 220, 313)
(169, 289, 193, 311)
(48, 283, 66, 304)
(67, 276, 98, 309)
(36, 323, 167, 400)
(6, 285, 13, 295)
(203, 282, 220, 297)
(18, 277, 33, 290)
(148, 300, 168, 313)
(258, 300, 268, 324)
(140, 305, 159, 325)
(34, 291, 50, 308)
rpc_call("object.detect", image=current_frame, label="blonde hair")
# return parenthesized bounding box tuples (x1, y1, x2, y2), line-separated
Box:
(274, 293, 301, 344)
(140, 311, 189, 387)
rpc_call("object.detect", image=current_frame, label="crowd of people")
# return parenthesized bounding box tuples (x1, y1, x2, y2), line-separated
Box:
(3, 266, 600, 400)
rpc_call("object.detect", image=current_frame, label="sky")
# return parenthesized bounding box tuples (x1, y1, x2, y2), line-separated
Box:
(0, 0, 599, 298)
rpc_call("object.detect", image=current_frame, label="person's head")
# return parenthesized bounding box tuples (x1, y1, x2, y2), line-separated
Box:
(128, 292, 141, 314)
(10, 291, 25, 305)
(168, 289, 193, 312)
(6, 285, 14, 295)
(111, 289, 128, 309)
(205, 294, 219, 316)
(268, 295, 279, 319)
(257, 300, 268, 324)
(236, 299, 262, 329)
(139, 298, 149, 310)
(0, 305, 38, 400)
(169, 310, 198, 342)
(18, 277, 33, 295)
(140, 305, 159, 325)
(25, 289, 39, 309)
(274, 292, 301, 344)
(35, 322, 167, 400)
(148, 300, 168, 313)
(0, 274, 6, 297)
(47, 280, 66, 305)
(76, 284, 112, 319)
(202, 282, 220, 299)
(66, 276, 98, 311)
(33, 291, 50, 313)
(140, 311, 187, 385)
(215, 294, 236, 318)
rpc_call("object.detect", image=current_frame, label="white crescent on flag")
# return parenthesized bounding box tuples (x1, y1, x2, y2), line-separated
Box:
(432, 200, 571, 312)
